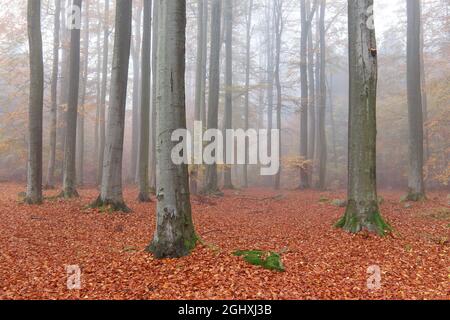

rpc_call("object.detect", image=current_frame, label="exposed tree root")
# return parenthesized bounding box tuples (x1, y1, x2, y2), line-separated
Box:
(89, 195, 132, 213)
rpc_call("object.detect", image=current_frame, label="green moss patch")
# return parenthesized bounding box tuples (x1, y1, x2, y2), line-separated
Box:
(234, 250, 285, 272)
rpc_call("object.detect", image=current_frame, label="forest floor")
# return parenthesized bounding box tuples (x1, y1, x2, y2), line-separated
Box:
(0, 183, 448, 300)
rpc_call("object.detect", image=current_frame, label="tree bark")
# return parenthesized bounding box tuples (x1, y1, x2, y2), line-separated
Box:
(45, 0, 60, 189)
(138, 0, 152, 203)
(336, 0, 390, 235)
(77, 0, 90, 187)
(61, 0, 82, 199)
(93, 0, 133, 212)
(274, 0, 283, 190)
(266, 0, 274, 187)
(223, 0, 234, 190)
(97, 0, 110, 186)
(307, 0, 316, 185)
(148, 0, 197, 259)
(26, 0, 44, 204)
(202, 0, 222, 195)
(405, 0, 426, 201)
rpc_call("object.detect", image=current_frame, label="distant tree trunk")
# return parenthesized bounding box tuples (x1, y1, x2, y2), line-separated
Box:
(61, 0, 82, 199)
(93, 0, 132, 212)
(274, 0, 283, 190)
(97, 0, 110, 186)
(243, 0, 253, 188)
(94, 1, 102, 178)
(405, 0, 426, 201)
(131, 2, 143, 183)
(147, 0, 197, 259)
(328, 75, 338, 170)
(77, 0, 90, 187)
(223, 0, 234, 190)
(201, 0, 208, 127)
(307, 0, 316, 185)
(316, 0, 327, 190)
(138, 0, 152, 203)
(149, 0, 159, 191)
(45, 0, 60, 189)
(336, 0, 390, 235)
(202, 0, 222, 195)
(266, 0, 274, 187)
(26, 0, 44, 205)
(419, 2, 429, 162)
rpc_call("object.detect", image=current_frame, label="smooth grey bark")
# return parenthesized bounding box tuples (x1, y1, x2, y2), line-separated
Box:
(223, 0, 234, 189)
(61, 0, 82, 199)
(266, 0, 274, 187)
(148, 0, 197, 259)
(58, 0, 69, 164)
(26, 0, 44, 204)
(405, 0, 426, 201)
(299, 0, 317, 189)
(316, 0, 327, 190)
(138, 0, 152, 203)
(77, 0, 90, 187)
(307, 0, 316, 183)
(201, 0, 208, 126)
(336, 0, 390, 235)
(97, 0, 110, 186)
(419, 2, 429, 162)
(93, 0, 133, 212)
(243, 0, 253, 188)
(202, 0, 222, 195)
(274, 0, 283, 190)
(131, 2, 143, 183)
(94, 1, 102, 177)
(45, 0, 60, 189)
(149, 0, 159, 191)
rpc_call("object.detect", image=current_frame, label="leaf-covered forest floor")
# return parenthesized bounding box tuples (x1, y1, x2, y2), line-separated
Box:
(0, 183, 448, 300)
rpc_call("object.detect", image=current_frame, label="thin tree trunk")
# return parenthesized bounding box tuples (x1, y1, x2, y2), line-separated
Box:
(274, 0, 283, 190)
(307, 0, 316, 186)
(149, 0, 159, 191)
(97, 0, 110, 186)
(405, 0, 426, 201)
(94, 0, 102, 180)
(92, 0, 133, 212)
(45, 0, 60, 189)
(77, 0, 90, 187)
(202, 0, 222, 195)
(316, 0, 327, 190)
(147, 0, 197, 259)
(266, 0, 274, 187)
(419, 1, 429, 162)
(61, 0, 82, 199)
(26, 0, 44, 204)
(138, 0, 152, 203)
(223, 0, 234, 190)
(336, 0, 390, 235)
(243, 0, 253, 188)
(131, 2, 143, 183)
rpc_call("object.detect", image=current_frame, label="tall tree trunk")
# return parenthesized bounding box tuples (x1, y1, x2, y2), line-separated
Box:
(190, 0, 205, 195)
(243, 0, 253, 188)
(316, 0, 327, 190)
(26, 0, 44, 204)
(419, 2, 429, 162)
(77, 0, 90, 187)
(223, 0, 234, 190)
(131, 2, 143, 183)
(138, 0, 152, 203)
(45, 0, 60, 189)
(336, 0, 390, 235)
(202, 0, 222, 195)
(266, 0, 274, 187)
(307, 0, 316, 185)
(94, 0, 102, 180)
(405, 0, 426, 201)
(201, 0, 208, 128)
(97, 0, 110, 186)
(149, 0, 159, 191)
(148, 0, 197, 259)
(92, 0, 133, 212)
(274, 0, 283, 190)
(61, 0, 83, 199)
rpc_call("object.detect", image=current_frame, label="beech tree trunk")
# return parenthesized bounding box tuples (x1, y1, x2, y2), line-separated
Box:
(148, 0, 197, 259)
(274, 0, 283, 190)
(223, 0, 234, 190)
(203, 0, 222, 195)
(45, 0, 60, 189)
(26, 0, 44, 204)
(93, 0, 133, 212)
(336, 0, 390, 235)
(138, 0, 152, 203)
(61, 0, 82, 199)
(405, 0, 426, 201)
